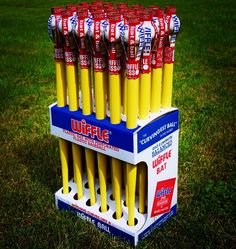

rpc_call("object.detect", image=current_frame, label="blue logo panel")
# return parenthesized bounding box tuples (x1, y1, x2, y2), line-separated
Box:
(137, 110, 179, 153)
(51, 105, 138, 152)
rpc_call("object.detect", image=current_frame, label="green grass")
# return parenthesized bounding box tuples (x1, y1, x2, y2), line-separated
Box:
(0, 0, 235, 248)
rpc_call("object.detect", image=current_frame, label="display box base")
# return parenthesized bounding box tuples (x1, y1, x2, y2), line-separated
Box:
(55, 179, 177, 246)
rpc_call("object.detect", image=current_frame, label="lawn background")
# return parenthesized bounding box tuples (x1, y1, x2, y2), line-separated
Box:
(0, 0, 235, 248)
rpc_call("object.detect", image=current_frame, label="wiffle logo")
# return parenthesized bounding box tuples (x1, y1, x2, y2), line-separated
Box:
(71, 119, 110, 143)
(156, 187, 172, 198)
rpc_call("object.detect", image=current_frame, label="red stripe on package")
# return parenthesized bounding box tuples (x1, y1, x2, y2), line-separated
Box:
(152, 10, 165, 68)
(77, 16, 90, 69)
(126, 20, 140, 79)
(141, 55, 152, 74)
(79, 50, 91, 68)
(141, 15, 153, 74)
(166, 6, 176, 34)
(108, 20, 121, 75)
(151, 48, 163, 68)
(51, 7, 65, 62)
(164, 7, 176, 64)
(108, 41, 121, 75)
(109, 22, 116, 43)
(164, 46, 175, 64)
(54, 15, 64, 62)
(62, 15, 77, 65)
(94, 19, 101, 52)
(54, 46, 64, 61)
(126, 59, 140, 79)
(93, 53, 106, 72)
(93, 16, 106, 72)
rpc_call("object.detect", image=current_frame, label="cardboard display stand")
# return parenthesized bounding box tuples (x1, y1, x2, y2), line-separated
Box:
(49, 103, 179, 246)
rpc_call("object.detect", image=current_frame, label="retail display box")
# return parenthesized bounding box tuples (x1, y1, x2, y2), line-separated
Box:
(49, 103, 179, 246)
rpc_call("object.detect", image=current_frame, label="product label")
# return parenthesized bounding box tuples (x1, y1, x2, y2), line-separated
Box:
(94, 20, 101, 52)
(158, 17, 166, 42)
(143, 26, 152, 53)
(62, 16, 77, 65)
(151, 48, 163, 68)
(54, 46, 64, 62)
(164, 13, 178, 63)
(93, 19, 107, 72)
(151, 178, 176, 217)
(164, 46, 175, 64)
(117, 21, 126, 58)
(141, 55, 152, 73)
(172, 15, 180, 33)
(152, 19, 158, 41)
(109, 22, 116, 43)
(77, 19, 91, 69)
(128, 25, 136, 59)
(50, 15, 64, 62)
(141, 25, 153, 74)
(127, 24, 141, 79)
(136, 24, 145, 60)
(151, 17, 165, 68)
(108, 22, 121, 74)
(166, 13, 172, 34)
(78, 19, 85, 40)
(62, 17, 69, 44)
(79, 50, 91, 69)
(64, 48, 77, 65)
(53, 16, 61, 44)
(93, 53, 106, 72)
(126, 60, 140, 79)
(85, 16, 93, 35)
(108, 58, 121, 74)
(108, 43, 121, 74)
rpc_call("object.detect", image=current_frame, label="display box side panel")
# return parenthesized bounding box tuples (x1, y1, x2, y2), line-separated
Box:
(149, 129, 178, 218)
(136, 127, 178, 235)
(137, 110, 179, 153)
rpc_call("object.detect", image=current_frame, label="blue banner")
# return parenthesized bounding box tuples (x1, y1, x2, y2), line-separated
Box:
(137, 110, 179, 153)
(51, 105, 138, 152)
